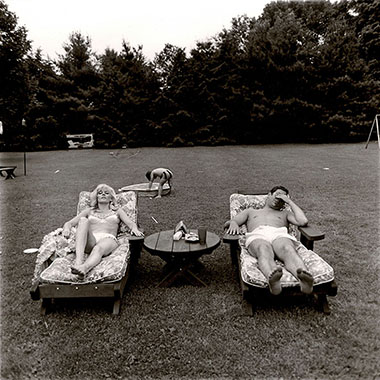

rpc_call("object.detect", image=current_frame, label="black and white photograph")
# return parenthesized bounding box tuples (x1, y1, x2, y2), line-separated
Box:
(1, 0, 379, 379)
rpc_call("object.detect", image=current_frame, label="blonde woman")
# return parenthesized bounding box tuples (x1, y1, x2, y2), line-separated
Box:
(62, 184, 143, 277)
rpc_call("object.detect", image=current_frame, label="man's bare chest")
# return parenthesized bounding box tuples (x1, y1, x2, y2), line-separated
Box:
(247, 209, 288, 228)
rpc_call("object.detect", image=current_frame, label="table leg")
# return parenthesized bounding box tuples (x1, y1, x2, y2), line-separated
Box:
(183, 269, 207, 286)
(157, 260, 206, 287)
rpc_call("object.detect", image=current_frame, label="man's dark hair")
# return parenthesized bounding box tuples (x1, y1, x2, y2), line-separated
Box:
(270, 185, 289, 195)
(145, 171, 152, 181)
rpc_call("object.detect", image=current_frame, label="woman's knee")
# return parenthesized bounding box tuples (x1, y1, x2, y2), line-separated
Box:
(78, 217, 89, 227)
(91, 241, 117, 257)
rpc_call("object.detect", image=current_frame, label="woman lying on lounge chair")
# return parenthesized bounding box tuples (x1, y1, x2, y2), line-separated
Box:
(62, 184, 143, 277)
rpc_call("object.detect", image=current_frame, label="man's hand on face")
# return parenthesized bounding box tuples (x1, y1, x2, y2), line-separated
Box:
(275, 193, 290, 204)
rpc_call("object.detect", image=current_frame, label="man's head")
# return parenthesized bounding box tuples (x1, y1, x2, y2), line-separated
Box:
(145, 171, 152, 181)
(267, 185, 289, 210)
(269, 185, 289, 196)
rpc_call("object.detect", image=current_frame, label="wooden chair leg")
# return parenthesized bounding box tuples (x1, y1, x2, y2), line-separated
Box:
(40, 298, 51, 315)
(240, 279, 255, 315)
(113, 298, 121, 315)
(314, 293, 331, 314)
(242, 297, 254, 316)
(230, 244, 238, 266)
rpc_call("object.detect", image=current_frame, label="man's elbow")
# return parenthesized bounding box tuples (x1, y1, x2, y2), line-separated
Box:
(299, 217, 308, 227)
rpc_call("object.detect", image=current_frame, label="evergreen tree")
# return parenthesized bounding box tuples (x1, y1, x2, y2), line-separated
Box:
(96, 42, 160, 147)
(55, 32, 100, 135)
(0, 1, 32, 149)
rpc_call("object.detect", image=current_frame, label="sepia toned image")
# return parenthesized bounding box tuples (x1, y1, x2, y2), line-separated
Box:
(1, 1, 379, 379)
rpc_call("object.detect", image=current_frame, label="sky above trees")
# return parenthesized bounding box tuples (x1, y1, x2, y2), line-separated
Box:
(7, 0, 271, 60)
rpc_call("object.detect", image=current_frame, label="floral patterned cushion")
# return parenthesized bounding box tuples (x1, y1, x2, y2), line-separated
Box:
(240, 244, 334, 288)
(33, 190, 137, 285)
(229, 193, 334, 288)
(39, 238, 130, 284)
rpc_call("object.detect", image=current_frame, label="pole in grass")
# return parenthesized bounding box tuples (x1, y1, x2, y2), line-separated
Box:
(365, 114, 380, 149)
(22, 118, 27, 175)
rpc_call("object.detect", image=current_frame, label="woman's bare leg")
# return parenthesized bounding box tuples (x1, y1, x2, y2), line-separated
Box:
(73, 217, 90, 266)
(72, 238, 118, 277)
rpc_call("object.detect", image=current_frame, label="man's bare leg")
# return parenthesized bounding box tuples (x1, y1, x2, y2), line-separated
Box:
(248, 240, 283, 295)
(273, 238, 314, 294)
(296, 269, 314, 294)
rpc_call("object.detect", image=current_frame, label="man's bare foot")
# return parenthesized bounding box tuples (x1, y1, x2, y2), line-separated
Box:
(297, 269, 314, 294)
(155, 195, 162, 199)
(71, 265, 86, 278)
(268, 267, 283, 295)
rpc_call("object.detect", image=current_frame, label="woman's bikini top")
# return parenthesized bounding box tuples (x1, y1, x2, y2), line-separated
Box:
(88, 210, 119, 226)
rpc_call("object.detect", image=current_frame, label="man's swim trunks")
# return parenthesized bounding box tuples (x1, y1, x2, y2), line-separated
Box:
(245, 225, 297, 248)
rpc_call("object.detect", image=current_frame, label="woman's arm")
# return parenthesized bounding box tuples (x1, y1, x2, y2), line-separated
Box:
(117, 208, 144, 236)
(62, 209, 90, 237)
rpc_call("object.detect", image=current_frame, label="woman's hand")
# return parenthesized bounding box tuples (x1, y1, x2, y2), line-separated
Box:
(62, 226, 71, 238)
(131, 226, 144, 237)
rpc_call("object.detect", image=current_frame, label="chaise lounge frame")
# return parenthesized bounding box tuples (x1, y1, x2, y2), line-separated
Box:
(30, 191, 144, 315)
(223, 190, 337, 315)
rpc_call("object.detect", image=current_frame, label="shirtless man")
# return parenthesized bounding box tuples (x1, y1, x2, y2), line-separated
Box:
(63, 184, 143, 277)
(146, 168, 173, 198)
(226, 186, 313, 295)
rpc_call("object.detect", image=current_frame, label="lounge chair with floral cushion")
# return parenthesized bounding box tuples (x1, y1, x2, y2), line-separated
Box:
(30, 190, 144, 315)
(223, 191, 337, 315)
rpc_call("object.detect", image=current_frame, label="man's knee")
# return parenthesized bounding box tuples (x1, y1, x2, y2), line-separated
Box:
(273, 240, 297, 259)
(249, 240, 273, 258)
(282, 243, 296, 255)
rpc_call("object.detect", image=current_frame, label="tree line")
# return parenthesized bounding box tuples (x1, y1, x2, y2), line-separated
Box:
(1, 0, 379, 150)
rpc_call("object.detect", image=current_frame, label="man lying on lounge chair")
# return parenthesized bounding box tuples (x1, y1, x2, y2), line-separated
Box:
(226, 185, 314, 295)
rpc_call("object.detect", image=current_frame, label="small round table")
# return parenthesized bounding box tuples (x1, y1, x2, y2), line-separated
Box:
(143, 229, 221, 287)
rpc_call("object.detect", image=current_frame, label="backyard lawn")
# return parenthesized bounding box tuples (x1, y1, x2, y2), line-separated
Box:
(0, 143, 379, 379)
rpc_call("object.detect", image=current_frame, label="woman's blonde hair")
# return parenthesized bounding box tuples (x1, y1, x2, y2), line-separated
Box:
(90, 184, 117, 209)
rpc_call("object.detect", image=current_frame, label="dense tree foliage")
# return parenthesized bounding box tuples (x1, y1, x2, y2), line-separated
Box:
(0, 0, 31, 149)
(1, 0, 379, 150)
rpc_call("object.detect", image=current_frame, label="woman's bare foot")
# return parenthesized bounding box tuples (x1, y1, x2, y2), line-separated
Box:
(71, 265, 86, 278)
(297, 269, 314, 294)
(268, 267, 283, 295)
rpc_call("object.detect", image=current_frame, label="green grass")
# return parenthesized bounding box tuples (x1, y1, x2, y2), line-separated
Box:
(1, 143, 379, 379)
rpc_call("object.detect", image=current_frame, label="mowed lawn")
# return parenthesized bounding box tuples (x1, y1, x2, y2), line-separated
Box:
(0, 143, 379, 380)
